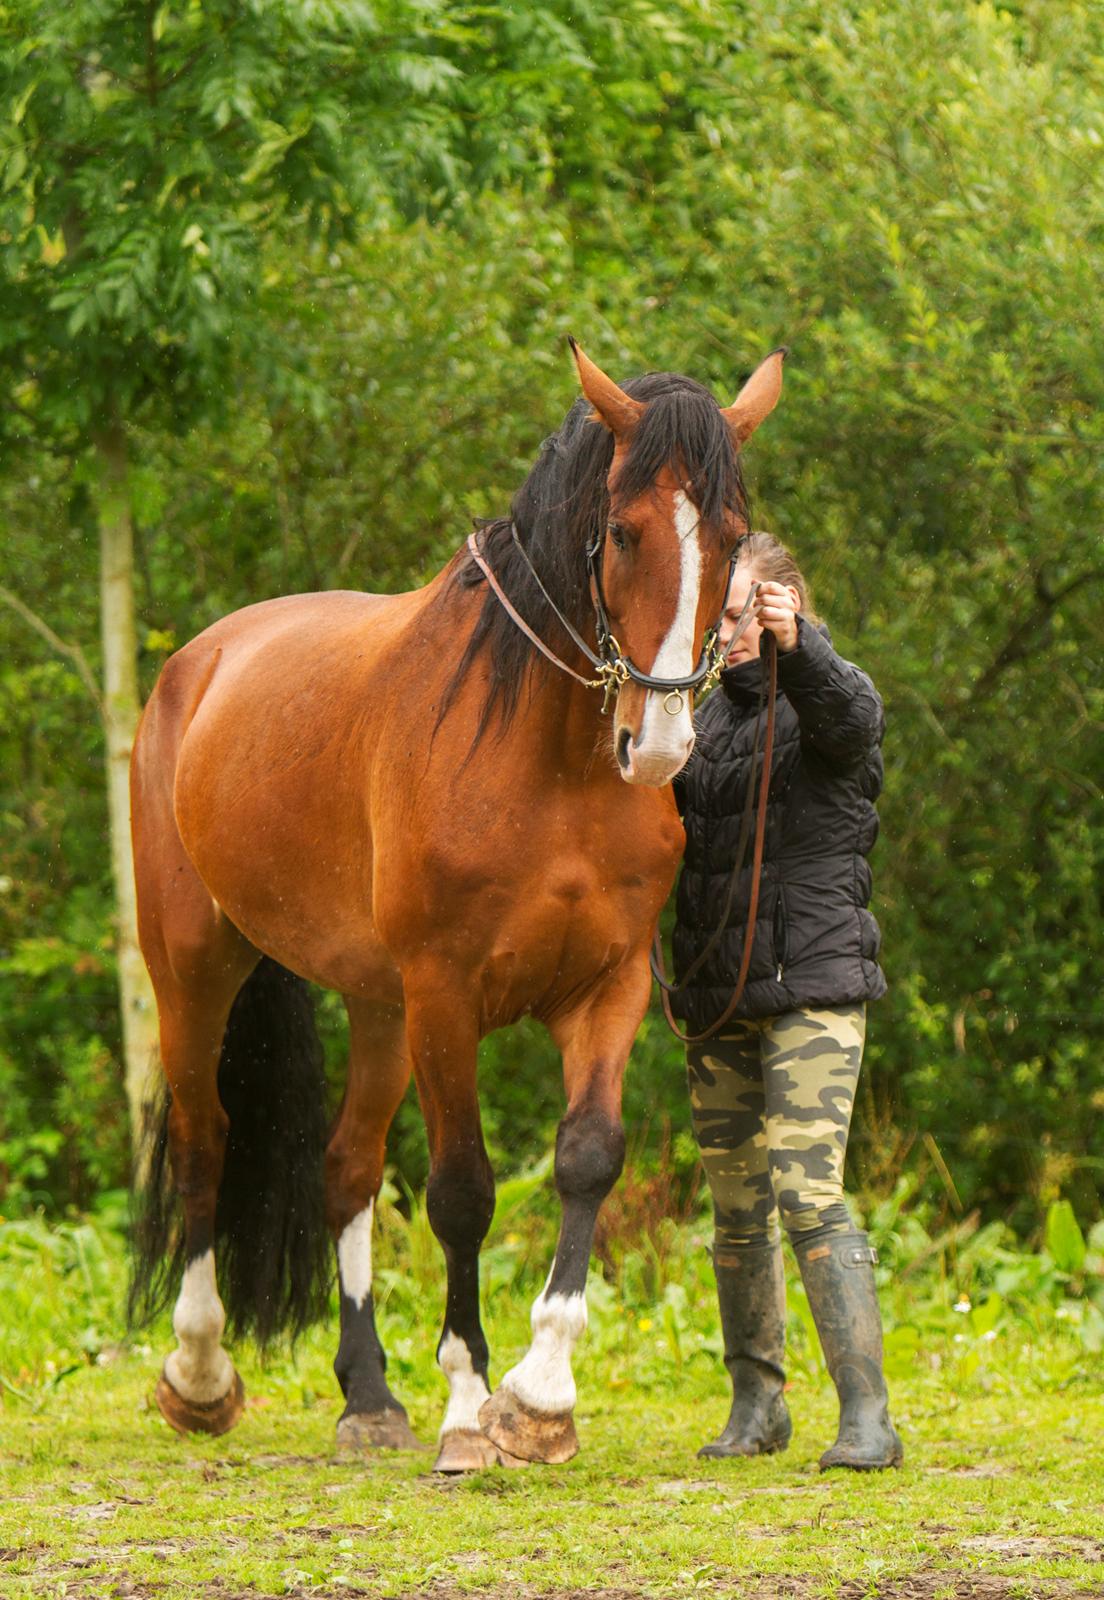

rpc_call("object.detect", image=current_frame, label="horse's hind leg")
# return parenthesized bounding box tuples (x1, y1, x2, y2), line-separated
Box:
(327, 997, 423, 1453)
(132, 780, 259, 1430)
(150, 960, 256, 1436)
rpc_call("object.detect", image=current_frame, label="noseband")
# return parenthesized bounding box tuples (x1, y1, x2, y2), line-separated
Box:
(466, 523, 740, 715)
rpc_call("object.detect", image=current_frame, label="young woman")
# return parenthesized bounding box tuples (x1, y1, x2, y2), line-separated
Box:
(672, 532, 902, 1471)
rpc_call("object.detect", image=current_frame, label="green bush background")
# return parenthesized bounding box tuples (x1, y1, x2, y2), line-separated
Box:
(1, 0, 1101, 1233)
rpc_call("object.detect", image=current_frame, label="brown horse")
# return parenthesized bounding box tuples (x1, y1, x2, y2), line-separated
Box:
(128, 340, 784, 1471)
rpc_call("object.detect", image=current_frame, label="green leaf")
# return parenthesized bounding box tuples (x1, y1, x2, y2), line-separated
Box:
(1045, 1201, 1086, 1277)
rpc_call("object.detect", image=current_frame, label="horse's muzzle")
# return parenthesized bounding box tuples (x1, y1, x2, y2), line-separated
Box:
(615, 724, 694, 786)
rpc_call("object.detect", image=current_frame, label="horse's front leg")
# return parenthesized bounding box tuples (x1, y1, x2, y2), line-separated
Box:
(404, 971, 524, 1472)
(479, 959, 648, 1463)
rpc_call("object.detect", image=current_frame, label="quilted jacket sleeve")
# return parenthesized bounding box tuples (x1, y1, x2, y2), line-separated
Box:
(775, 617, 884, 765)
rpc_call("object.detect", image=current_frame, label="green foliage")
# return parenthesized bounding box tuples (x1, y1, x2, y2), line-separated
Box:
(0, 0, 1102, 1226)
(1, 0, 504, 435)
(4, 1191, 1103, 1407)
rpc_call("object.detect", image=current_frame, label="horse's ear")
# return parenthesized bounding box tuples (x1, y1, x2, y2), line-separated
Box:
(568, 336, 646, 436)
(721, 347, 787, 445)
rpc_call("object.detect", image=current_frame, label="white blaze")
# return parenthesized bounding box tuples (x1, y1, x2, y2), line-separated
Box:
(623, 488, 700, 782)
(437, 1330, 492, 1437)
(164, 1250, 235, 1404)
(337, 1201, 374, 1311)
(497, 1288, 588, 1415)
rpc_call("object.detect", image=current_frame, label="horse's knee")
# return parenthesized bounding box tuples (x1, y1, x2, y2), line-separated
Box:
(426, 1154, 495, 1254)
(555, 1108, 625, 1205)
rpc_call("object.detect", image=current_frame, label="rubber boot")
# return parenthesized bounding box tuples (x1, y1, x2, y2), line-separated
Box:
(793, 1229, 903, 1471)
(698, 1241, 792, 1458)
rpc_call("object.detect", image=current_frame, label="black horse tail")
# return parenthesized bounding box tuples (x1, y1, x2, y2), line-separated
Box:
(128, 957, 333, 1348)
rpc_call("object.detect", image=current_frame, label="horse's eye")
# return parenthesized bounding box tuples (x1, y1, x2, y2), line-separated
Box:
(608, 521, 627, 551)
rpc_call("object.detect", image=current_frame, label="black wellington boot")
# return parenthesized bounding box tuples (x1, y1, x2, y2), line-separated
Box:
(793, 1229, 903, 1471)
(698, 1241, 792, 1458)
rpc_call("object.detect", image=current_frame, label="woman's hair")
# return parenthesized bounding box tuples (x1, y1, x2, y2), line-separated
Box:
(739, 531, 819, 623)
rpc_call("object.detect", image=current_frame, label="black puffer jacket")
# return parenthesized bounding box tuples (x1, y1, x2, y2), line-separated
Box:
(672, 617, 887, 1030)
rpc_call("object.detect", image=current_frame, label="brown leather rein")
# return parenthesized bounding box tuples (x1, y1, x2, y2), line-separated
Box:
(651, 632, 778, 1043)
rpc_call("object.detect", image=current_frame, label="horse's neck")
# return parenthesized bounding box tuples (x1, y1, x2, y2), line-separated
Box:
(412, 558, 620, 787)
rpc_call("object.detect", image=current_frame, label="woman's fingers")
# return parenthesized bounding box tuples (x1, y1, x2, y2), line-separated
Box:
(754, 586, 799, 650)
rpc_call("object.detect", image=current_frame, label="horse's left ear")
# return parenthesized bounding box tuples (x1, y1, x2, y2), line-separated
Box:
(568, 336, 646, 437)
(721, 347, 787, 445)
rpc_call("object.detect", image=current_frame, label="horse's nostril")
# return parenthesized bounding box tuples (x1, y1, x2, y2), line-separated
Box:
(616, 727, 633, 769)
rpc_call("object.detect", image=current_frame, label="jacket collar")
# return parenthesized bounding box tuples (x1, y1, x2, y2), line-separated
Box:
(720, 618, 832, 706)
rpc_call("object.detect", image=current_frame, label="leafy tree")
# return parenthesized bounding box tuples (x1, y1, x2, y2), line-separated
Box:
(1, 0, 1102, 1233)
(0, 0, 563, 1141)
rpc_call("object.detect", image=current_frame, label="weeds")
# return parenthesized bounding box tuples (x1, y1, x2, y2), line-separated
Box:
(2, 1168, 1101, 1407)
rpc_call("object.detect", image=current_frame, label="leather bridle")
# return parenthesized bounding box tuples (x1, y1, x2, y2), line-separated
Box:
(466, 522, 740, 714)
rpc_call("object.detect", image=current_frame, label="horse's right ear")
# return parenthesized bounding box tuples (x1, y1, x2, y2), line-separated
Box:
(568, 336, 645, 437)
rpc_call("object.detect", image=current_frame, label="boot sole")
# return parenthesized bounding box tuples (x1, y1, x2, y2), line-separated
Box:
(819, 1449, 903, 1472)
(699, 1424, 793, 1459)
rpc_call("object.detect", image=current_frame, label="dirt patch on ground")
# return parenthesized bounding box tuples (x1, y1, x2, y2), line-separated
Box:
(15, 1575, 1104, 1600)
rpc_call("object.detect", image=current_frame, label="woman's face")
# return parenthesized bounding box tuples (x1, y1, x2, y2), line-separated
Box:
(718, 562, 763, 666)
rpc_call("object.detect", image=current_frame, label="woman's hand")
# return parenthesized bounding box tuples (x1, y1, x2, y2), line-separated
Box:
(753, 581, 800, 653)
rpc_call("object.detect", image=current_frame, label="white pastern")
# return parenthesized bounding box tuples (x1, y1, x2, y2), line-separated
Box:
(630, 489, 701, 779)
(164, 1249, 235, 1404)
(499, 1289, 588, 1416)
(337, 1201, 374, 1311)
(437, 1330, 492, 1437)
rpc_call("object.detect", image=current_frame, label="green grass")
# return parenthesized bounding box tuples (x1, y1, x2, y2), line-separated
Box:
(2, 1182, 1103, 1599)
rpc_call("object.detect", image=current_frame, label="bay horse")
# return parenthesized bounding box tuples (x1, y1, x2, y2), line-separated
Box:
(128, 340, 784, 1471)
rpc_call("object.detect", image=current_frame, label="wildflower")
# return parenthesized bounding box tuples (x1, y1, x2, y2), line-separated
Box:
(638, 1317, 653, 1332)
(953, 1295, 971, 1313)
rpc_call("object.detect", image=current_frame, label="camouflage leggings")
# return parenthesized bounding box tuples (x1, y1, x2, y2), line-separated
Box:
(687, 1005, 865, 1258)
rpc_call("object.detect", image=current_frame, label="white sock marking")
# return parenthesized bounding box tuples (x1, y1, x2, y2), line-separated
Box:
(437, 1330, 492, 1437)
(499, 1289, 588, 1415)
(164, 1249, 235, 1405)
(337, 1201, 374, 1311)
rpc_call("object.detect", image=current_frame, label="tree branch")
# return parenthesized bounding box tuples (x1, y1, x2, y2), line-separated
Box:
(969, 566, 1104, 704)
(0, 585, 103, 715)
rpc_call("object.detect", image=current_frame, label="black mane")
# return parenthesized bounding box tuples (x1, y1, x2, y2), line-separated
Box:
(443, 369, 749, 745)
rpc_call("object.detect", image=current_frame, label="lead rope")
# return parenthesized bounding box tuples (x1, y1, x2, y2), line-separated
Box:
(649, 663, 764, 996)
(652, 632, 778, 1044)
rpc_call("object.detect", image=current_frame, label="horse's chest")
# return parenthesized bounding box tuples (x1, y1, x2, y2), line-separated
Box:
(470, 810, 680, 1012)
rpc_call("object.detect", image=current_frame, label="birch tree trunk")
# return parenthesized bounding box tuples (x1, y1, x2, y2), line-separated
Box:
(94, 419, 161, 1158)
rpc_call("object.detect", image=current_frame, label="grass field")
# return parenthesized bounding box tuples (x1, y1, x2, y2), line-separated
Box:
(2, 1183, 1103, 1599)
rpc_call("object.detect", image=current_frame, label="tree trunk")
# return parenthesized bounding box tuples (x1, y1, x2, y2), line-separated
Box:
(94, 419, 161, 1160)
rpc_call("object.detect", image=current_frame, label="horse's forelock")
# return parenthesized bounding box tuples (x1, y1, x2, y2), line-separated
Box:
(615, 375, 747, 537)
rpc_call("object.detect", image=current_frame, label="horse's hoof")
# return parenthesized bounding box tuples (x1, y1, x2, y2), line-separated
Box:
(434, 1427, 529, 1474)
(336, 1408, 426, 1454)
(155, 1368, 245, 1438)
(478, 1387, 579, 1464)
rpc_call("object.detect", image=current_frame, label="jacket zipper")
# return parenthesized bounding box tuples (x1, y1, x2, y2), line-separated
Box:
(774, 887, 788, 983)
